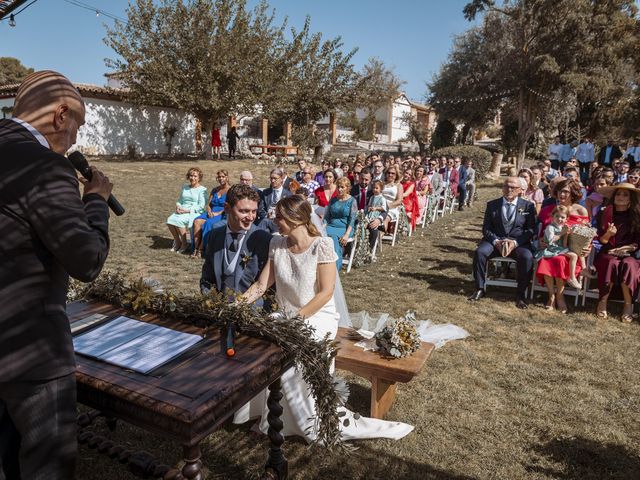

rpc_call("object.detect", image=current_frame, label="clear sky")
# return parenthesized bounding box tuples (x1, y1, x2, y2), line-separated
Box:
(1, 0, 477, 101)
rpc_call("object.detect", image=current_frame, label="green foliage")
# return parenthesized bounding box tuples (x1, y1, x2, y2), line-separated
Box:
(432, 145, 492, 180)
(430, 0, 640, 167)
(0, 57, 33, 85)
(337, 111, 375, 142)
(400, 111, 429, 156)
(431, 119, 457, 150)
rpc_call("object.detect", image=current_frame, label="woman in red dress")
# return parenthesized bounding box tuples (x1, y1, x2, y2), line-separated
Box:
(401, 168, 420, 230)
(211, 122, 222, 160)
(593, 183, 640, 322)
(314, 169, 338, 208)
(536, 178, 590, 312)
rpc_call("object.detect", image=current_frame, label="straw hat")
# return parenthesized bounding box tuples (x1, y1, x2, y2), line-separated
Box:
(600, 182, 639, 199)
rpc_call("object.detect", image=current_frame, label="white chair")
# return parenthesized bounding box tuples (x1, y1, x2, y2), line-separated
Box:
(529, 259, 582, 306)
(343, 236, 357, 273)
(484, 258, 526, 294)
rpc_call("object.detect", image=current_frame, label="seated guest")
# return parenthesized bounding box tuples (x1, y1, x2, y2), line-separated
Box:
(367, 180, 388, 224)
(257, 168, 292, 230)
(542, 159, 560, 182)
(627, 168, 640, 188)
(279, 165, 293, 190)
(594, 183, 640, 322)
(342, 161, 355, 184)
(602, 167, 615, 185)
(192, 169, 230, 257)
(167, 167, 208, 254)
(314, 169, 338, 208)
(239, 170, 263, 198)
(414, 166, 432, 218)
(563, 166, 588, 206)
(295, 158, 307, 182)
(536, 178, 590, 312)
(469, 177, 536, 309)
(300, 167, 320, 197)
(615, 160, 630, 184)
(531, 165, 545, 192)
(518, 167, 544, 213)
(586, 174, 612, 223)
(381, 165, 404, 233)
(439, 157, 459, 199)
(315, 160, 330, 186)
(401, 168, 420, 230)
(324, 177, 358, 270)
(351, 171, 372, 211)
(426, 158, 444, 196)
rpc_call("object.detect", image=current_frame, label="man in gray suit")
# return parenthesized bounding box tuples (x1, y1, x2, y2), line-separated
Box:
(426, 158, 444, 196)
(256, 167, 292, 232)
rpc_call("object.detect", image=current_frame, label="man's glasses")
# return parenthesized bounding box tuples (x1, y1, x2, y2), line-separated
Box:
(269, 176, 280, 180)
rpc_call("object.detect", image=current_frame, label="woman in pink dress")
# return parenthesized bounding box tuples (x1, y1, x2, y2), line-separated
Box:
(211, 122, 222, 160)
(414, 165, 432, 220)
(536, 178, 590, 312)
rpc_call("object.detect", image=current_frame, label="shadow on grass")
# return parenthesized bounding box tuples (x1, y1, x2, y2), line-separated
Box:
(528, 436, 640, 479)
(148, 235, 174, 250)
(418, 259, 473, 275)
(432, 244, 474, 258)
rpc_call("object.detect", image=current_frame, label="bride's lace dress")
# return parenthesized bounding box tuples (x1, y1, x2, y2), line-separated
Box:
(233, 236, 413, 442)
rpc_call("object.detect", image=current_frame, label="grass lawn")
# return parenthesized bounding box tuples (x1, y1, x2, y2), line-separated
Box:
(75, 158, 640, 480)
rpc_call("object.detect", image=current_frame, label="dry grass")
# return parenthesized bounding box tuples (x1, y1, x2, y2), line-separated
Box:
(76, 158, 640, 480)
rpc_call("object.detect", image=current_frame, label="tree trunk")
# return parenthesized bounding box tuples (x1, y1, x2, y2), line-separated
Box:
(195, 118, 203, 157)
(487, 152, 503, 179)
(203, 118, 212, 160)
(418, 140, 425, 158)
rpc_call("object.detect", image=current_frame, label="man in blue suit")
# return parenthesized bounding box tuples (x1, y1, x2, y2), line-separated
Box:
(256, 167, 292, 232)
(455, 156, 467, 211)
(200, 184, 272, 306)
(469, 177, 537, 309)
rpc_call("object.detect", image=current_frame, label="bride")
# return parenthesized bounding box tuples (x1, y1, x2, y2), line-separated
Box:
(234, 195, 412, 442)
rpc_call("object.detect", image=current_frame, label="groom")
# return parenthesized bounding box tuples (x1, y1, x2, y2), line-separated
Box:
(200, 184, 272, 305)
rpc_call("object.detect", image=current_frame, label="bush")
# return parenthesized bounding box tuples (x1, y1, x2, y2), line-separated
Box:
(432, 145, 492, 180)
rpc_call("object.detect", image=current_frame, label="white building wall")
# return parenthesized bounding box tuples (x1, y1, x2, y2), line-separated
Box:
(0, 96, 197, 156)
(390, 96, 412, 142)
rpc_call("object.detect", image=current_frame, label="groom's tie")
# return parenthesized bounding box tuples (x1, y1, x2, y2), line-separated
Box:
(229, 232, 239, 252)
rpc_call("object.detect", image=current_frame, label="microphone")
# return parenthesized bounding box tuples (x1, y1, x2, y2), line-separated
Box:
(225, 321, 235, 357)
(68, 151, 125, 216)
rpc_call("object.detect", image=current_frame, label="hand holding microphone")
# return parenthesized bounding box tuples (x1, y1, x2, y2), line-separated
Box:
(69, 151, 125, 216)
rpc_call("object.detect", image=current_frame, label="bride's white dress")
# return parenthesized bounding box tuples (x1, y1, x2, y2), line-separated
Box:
(233, 235, 413, 442)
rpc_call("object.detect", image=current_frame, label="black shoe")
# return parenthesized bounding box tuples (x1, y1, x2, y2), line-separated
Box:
(468, 290, 485, 302)
(458, 206, 464, 211)
(516, 298, 528, 309)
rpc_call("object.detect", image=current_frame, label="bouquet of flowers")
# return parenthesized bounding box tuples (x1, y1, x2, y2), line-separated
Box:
(374, 311, 421, 358)
(569, 224, 597, 254)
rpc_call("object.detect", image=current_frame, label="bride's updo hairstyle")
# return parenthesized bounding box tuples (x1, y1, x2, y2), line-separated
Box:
(275, 195, 321, 237)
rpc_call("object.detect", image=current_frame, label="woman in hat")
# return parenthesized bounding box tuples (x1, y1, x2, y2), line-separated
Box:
(594, 183, 640, 322)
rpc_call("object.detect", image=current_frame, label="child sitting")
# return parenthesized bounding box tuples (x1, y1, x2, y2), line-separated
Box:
(366, 180, 388, 223)
(535, 205, 586, 290)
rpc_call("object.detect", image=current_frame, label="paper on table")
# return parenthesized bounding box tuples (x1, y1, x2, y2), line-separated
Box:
(73, 316, 156, 357)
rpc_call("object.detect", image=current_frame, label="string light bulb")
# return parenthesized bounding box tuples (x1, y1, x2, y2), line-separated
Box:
(8, 14, 16, 27)
(96, 10, 99, 17)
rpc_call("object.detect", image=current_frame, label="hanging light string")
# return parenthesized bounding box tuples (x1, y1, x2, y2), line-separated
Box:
(430, 87, 518, 105)
(526, 85, 633, 107)
(0, 0, 39, 24)
(62, 0, 127, 23)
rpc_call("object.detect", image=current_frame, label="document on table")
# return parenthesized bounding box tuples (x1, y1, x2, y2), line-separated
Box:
(73, 315, 203, 374)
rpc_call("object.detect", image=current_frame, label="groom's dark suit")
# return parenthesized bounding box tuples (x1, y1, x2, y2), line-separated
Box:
(472, 196, 536, 298)
(200, 224, 271, 302)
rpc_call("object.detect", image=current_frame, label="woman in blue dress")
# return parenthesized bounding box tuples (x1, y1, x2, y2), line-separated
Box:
(192, 169, 230, 257)
(167, 167, 208, 253)
(324, 177, 357, 270)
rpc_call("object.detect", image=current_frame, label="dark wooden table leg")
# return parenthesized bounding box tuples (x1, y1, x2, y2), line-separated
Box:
(181, 444, 203, 480)
(261, 377, 288, 480)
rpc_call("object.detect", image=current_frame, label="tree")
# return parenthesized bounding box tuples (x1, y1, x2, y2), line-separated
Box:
(259, 16, 358, 154)
(400, 111, 430, 157)
(341, 58, 404, 141)
(105, 0, 283, 156)
(430, 0, 640, 169)
(0, 57, 33, 85)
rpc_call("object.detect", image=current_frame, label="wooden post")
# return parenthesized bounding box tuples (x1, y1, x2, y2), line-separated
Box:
(370, 376, 397, 419)
(329, 112, 337, 145)
(261, 118, 269, 145)
(228, 115, 237, 131)
(284, 121, 292, 146)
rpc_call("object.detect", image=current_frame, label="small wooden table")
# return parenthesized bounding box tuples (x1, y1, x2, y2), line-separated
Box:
(68, 300, 293, 480)
(335, 327, 434, 419)
(249, 144, 299, 156)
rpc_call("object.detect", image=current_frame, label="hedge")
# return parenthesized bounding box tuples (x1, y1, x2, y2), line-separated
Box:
(431, 145, 493, 181)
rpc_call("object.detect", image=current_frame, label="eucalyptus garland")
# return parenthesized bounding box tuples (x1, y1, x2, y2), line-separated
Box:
(396, 206, 411, 238)
(425, 194, 439, 224)
(352, 211, 371, 267)
(68, 271, 347, 451)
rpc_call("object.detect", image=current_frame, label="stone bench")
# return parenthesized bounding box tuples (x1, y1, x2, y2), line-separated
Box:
(335, 327, 434, 419)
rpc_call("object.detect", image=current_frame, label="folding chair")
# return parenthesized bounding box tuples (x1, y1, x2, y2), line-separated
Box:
(484, 258, 527, 294)
(343, 236, 357, 273)
(529, 259, 582, 306)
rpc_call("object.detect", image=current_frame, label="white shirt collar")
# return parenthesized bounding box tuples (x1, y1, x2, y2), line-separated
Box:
(225, 225, 247, 236)
(503, 197, 519, 207)
(11, 118, 50, 148)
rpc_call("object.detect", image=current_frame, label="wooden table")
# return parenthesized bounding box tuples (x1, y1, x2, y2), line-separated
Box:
(249, 144, 299, 156)
(334, 327, 434, 419)
(68, 300, 293, 480)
